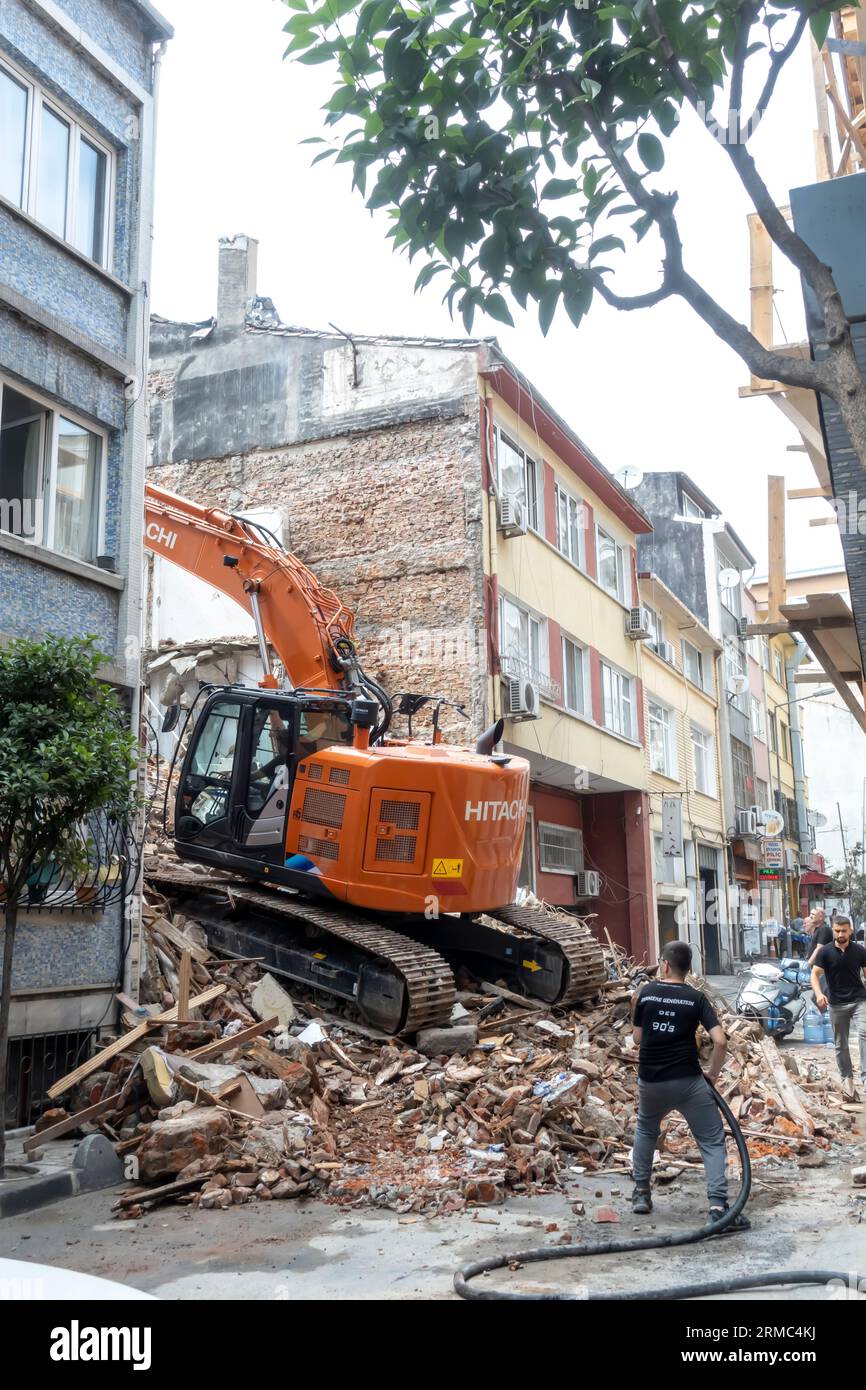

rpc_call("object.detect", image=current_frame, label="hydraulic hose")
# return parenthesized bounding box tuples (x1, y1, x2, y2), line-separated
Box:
(455, 1082, 863, 1301)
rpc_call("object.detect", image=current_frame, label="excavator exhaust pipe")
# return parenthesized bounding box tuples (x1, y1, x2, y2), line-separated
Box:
(476, 718, 505, 757)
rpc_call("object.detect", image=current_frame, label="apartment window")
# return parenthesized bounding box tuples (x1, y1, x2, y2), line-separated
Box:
(750, 696, 766, 742)
(731, 736, 755, 809)
(0, 65, 28, 206)
(0, 56, 112, 268)
(756, 778, 771, 810)
(0, 377, 104, 564)
(555, 482, 585, 567)
(648, 698, 678, 778)
(761, 638, 770, 672)
(518, 808, 536, 891)
(784, 795, 798, 840)
(601, 662, 635, 740)
(690, 723, 716, 796)
(538, 822, 584, 874)
(717, 553, 742, 616)
(500, 595, 547, 680)
(773, 649, 784, 685)
(778, 720, 790, 762)
(767, 710, 777, 754)
(644, 604, 664, 648)
(562, 636, 587, 717)
(681, 639, 705, 691)
(496, 429, 540, 532)
(654, 833, 678, 884)
(725, 643, 748, 713)
(681, 493, 705, 520)
(597, 526, 628, 603)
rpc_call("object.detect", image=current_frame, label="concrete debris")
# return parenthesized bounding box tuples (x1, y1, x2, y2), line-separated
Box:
(251, 973, 297, 1029)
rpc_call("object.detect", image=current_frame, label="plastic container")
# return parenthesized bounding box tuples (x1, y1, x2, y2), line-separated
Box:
(803, 1002, 833, 1044)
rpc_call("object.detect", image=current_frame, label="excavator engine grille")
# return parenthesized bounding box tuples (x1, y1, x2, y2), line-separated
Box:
(375, 835, 418, 864)
(379, 799, 421, 831)
(301, 787, 345, 829)
(299, 834, 339, 861)
(329, 767, 350, 786)
(306, 763, 323, 781)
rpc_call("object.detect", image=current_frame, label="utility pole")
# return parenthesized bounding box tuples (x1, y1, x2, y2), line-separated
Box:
(838, 801, 851, 915)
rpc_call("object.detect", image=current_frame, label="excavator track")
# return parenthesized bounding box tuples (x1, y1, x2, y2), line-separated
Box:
(227, 887, 456, 1033)
(145, 863, 455, 1034)
(482, 905, 608, 1006)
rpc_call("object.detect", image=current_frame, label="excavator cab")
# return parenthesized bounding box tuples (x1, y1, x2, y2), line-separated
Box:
(175, 687, 353, 874)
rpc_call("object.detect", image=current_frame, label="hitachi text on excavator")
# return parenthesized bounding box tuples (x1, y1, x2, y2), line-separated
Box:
(144, 482, 605, 1033)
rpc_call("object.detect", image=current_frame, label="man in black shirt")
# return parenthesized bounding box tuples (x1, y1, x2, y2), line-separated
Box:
(807, 907, 831, 963)
(811, 914, 866, 1102)
(631, 940, 747, 1228)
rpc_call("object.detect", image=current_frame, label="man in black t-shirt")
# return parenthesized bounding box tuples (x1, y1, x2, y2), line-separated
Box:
(811, 914, 866, 1102)
(807, 907, 831, 963)
(631, 940, 747, 1228)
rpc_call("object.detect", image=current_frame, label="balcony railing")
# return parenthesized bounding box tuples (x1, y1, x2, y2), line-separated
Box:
(500, 652, 562, 704)
(0, 809, 140, 914)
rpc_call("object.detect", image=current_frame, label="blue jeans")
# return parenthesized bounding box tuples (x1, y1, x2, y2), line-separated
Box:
(632, 1074, 727, 1206)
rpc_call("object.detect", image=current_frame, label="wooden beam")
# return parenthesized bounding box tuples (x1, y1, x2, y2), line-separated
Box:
(187, 1015, 278, 1061)
(23, 1092, 125, 1151)
(788, 486, 831, 499)
(177, 950, 191, 1023)
(748, 213, 774, 352)
(47, 983, 227, 1099)
(796, 669, 860, 683)
(743, 617, 853, 637)
(826, 81, 866, 164)
(809, 515, 839, 527)
(806, 632, 866, 734)
(767, 475, 786, 622)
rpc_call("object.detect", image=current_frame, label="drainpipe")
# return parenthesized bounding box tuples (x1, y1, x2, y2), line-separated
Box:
(786, 638, 811, 857)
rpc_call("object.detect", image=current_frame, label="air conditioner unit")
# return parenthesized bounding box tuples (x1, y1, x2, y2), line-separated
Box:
(504, 676, 541, 721)
(785, 848, 798, 871)
(574, 869, 601, 899)
(497, 494, 527, 537)
(657, 640, 677, 665)
(736, 808, 758, 836)
(748, 804, 764, 825)
(626, 606, 653, 640)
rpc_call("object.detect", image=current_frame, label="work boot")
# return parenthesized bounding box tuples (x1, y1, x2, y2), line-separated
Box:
(708, 1204, 751, 1233)
(842, 1077, 856, 1102)
(631, 1185, 652, 1215)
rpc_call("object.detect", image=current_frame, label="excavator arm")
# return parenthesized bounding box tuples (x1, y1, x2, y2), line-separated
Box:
(144, 482, 360, 693)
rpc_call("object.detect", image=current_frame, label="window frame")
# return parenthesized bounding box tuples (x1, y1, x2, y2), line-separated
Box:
(0, 372, 107, 563)
(554, 478, 586, 569)
(648, 696, 678, 779)
(561, 633, 589, 718)
(495, 426, 542, 534)
(681, 638, 704, 691)
(0, 52, 115, 271)
(499, 593, 549, 683)
(681, 492, 705, 520)
(518, 806, 536, 892)
(772, 648, 784, 685)
(538, 820, 584, 875)
(601, 660, 636, 741)
(750, 695, 766, 742)
(690, 721, 717, 797)
(596, 524, 629, 605)
(717, 552, 742, 617)
(653, 832, 679, 884)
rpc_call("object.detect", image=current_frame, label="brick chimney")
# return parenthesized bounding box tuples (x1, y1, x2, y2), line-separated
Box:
(217, 234, 258, 330)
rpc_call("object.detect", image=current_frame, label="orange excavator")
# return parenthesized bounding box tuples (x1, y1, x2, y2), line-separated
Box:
(144, 482, 605, 1032)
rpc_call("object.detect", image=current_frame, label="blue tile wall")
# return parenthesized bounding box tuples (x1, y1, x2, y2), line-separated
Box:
(0, 548, 119, 652)
(0, 207, 129, 355)
(54, 0, 153, 88)
(3, 907, 123, 990)
(0, 307, 126, 431)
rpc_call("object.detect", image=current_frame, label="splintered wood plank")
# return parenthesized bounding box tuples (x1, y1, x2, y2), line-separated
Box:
(47, 984, 227, 1099)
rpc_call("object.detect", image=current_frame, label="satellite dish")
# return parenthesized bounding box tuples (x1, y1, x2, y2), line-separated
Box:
(615, 466, 644, 491)
(727, 673, 749, 697)
(718, 567, 740, 590)
(810, 811, 828, 829)
(761, 810, 785, 837)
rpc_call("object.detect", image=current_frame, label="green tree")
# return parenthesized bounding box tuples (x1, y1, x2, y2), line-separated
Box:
(286, 0, 866, 475)
(826, 840, 866, 922)
(0, 637, 137, 1174)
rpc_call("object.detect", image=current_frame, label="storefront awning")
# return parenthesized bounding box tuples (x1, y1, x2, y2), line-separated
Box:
(800, 869, 833, 886)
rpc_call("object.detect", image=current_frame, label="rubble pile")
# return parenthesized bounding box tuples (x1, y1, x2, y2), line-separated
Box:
(39, 890, 857, 1219)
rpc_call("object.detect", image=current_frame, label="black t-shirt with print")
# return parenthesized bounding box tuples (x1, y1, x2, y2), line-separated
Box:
(814, 942, 866, 1006)
(633, 981, 720, 1083)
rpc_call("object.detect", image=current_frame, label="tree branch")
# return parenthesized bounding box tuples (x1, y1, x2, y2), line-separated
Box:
(588, 272, 675, 311)
(747, 9, 809, 130)
(729, 2, 758, 125)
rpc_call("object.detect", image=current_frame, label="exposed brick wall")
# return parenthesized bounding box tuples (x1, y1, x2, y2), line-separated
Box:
(148, 408, 490, 738)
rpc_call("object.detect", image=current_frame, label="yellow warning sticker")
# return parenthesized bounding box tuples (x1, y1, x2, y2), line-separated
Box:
(432, 858, 463, 879)
(521, 960, 542, 973)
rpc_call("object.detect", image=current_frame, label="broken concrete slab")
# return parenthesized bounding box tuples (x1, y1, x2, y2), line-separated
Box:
(138, 1108, 233, 1182)
(251, 972, 296, 1029)
(417, 1025, 477, 1057)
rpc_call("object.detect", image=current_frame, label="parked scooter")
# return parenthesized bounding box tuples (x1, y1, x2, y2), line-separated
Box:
(734, 957, 814, 1039)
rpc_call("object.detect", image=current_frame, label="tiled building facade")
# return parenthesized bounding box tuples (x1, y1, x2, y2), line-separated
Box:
(0, 0, 170, 1064)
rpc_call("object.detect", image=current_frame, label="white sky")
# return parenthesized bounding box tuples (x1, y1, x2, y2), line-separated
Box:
(150, 0, 845, 575)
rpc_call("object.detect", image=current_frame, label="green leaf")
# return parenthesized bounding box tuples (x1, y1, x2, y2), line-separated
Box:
(637, 131, 664, 173)
(541, 177, 578, 200)
(483, 292, 514, 327)
(537, 282, 560, 336)
(296, 44, 339, 63)
(580, 77, 602, 99)
(809, 9, 832, 51)
(588, 234, 625, 260)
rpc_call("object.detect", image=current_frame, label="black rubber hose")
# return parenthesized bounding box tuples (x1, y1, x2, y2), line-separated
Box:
(454, 1082, 863, 1301)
